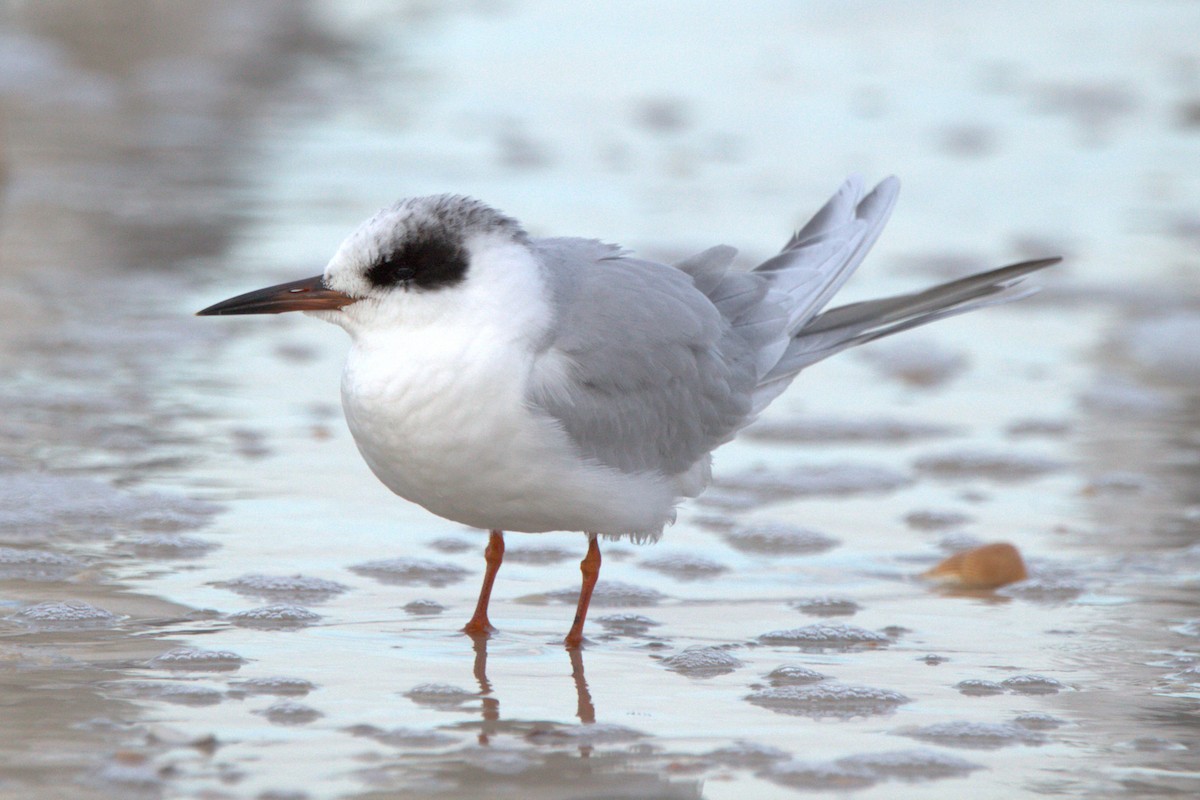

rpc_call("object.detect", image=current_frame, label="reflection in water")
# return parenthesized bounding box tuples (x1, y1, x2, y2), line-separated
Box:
(469, 633, 597, 750)
(1, 1, 1198, 797)
(470, 633, 499, 744)
(402, 637, 703, 799)
(569, 647, 597, 726)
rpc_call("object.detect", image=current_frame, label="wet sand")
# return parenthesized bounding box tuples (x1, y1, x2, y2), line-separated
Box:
(1, 2, 1198, 798)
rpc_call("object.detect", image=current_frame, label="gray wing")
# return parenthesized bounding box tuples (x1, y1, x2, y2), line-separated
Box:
(525, 178, 1054, 482)
(524, 179, 899, 480)
(526, 238, 763, 478)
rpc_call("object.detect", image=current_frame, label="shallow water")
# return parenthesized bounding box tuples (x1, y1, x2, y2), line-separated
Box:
(1, 2, 1198, 798)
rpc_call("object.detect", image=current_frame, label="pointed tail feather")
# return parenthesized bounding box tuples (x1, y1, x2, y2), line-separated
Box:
(758, 257, 1060, 386)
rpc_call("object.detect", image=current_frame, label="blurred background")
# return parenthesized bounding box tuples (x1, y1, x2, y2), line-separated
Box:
(0, 2, 1197, 798)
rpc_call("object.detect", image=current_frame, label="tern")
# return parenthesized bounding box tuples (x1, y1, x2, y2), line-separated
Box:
(198, 176, 1056, 647)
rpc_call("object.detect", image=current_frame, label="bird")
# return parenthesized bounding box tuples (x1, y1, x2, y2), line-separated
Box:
(198, 175, 1057, 648)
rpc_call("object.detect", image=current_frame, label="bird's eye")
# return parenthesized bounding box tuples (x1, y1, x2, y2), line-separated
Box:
(365, 232, 468, 291)
(365, 253, 415, 288)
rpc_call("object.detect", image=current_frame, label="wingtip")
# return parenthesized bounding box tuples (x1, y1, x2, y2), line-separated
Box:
(1009, 256, 1063, 275)
(863, 175, 901, 210)
(877, 174, 901, 195)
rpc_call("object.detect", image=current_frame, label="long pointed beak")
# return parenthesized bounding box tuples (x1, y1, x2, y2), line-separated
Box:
(196, 275, 357, 316)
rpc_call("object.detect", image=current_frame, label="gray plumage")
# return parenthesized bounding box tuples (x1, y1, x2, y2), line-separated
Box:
(526, 176, 1056, 486)
(530, 238, 757, 477)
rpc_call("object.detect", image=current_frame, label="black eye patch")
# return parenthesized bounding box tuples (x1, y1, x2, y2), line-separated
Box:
(365, 231, 468, 290)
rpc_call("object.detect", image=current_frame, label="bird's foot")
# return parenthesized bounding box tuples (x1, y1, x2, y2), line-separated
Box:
(462, 618, 496, 639)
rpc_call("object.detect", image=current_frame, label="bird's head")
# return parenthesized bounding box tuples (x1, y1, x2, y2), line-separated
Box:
(197, 195, 533, 334)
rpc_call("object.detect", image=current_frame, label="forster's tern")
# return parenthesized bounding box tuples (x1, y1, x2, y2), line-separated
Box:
(198, 176, 1057, 647)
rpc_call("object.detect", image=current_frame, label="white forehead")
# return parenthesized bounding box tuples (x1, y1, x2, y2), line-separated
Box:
(322, 206, 410, 296)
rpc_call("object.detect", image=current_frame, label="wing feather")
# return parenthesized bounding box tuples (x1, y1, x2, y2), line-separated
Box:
(523, 182, 1055, 487)
(527, 239, 757, 480)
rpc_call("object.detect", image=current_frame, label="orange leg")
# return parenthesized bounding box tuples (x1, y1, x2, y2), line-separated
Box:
(564, 534, 601, 649)
(463, 530, 504, 636)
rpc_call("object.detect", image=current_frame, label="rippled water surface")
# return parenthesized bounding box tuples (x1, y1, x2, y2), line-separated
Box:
(1, 2, 1198, 798)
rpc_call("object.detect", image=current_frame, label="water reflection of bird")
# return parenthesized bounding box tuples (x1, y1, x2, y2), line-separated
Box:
(470, 635, 596, 748)
(199, 176, 1057, 647)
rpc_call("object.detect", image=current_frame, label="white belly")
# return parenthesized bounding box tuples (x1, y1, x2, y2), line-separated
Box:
(339, 326, 676, 537)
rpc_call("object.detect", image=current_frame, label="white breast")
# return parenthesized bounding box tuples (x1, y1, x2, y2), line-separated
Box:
(333, 238, 678, 538)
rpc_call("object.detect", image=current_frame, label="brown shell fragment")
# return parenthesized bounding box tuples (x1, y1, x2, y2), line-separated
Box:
(923, 542, 1028, 589)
